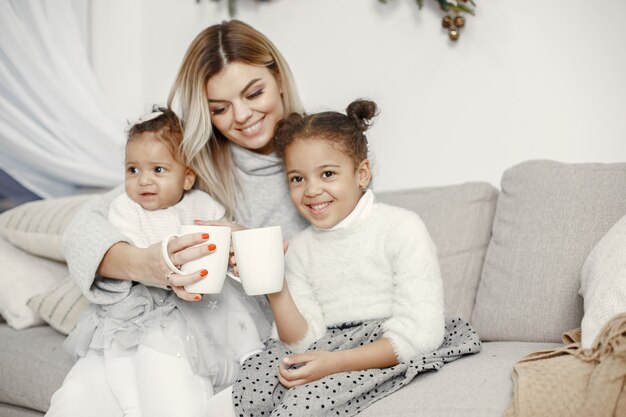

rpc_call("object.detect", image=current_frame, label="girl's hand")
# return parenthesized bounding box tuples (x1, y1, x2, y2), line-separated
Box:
(277, 351, 340, 388)
(158, 232, 217, 301)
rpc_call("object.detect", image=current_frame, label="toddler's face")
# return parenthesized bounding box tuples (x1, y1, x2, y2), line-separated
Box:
(124, 132, 195, 210)
(284, 138, 370, 229)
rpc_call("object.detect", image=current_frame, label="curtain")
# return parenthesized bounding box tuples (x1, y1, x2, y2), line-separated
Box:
(0, 0, 124, 199)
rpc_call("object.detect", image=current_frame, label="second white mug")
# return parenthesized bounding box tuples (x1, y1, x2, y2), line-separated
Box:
(229, 226, 284, 296)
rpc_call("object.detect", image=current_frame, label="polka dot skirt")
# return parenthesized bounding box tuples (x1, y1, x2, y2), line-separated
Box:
(232, 317, 480, 417)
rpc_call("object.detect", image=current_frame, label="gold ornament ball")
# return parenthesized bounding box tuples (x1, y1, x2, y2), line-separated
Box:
(442, 15, 452, 29)
(454, 16, 465, 28)
(448, 28, 460, 41)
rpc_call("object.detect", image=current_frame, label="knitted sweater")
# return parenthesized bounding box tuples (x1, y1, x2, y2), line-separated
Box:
(579, 213, 626, 349)
(62, 144, 307, 305)
(108, 190, 225, 248)
(284, 202, 445, 362)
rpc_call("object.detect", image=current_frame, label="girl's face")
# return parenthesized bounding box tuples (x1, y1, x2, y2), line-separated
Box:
(206, 62, 284, 155)
(125, 132, 195, 210)
(284, 138, 371, 229)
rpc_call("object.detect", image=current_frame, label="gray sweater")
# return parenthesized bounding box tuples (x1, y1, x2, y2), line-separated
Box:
(62, 144, 307, 305)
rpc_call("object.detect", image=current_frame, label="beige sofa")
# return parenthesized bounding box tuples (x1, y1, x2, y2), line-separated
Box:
(1, 159, 625, 416)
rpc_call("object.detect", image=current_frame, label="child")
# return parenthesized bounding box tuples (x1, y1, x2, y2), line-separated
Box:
(232, 99, 481, 416)
(64, 108, 270, 417)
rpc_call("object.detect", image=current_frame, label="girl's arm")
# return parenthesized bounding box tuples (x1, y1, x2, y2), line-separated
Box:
(268, 237, 327, 351)
(267, 282, 308, 345)
(277, 338, 398, 388)
(381, 211, 445, 360)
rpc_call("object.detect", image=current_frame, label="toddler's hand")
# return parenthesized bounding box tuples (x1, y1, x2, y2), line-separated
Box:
(277, 351, 338, 388)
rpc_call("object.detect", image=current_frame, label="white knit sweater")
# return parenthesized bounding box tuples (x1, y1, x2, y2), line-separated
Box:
(108, 190, 225, 248)
(284, 202, 445, 362)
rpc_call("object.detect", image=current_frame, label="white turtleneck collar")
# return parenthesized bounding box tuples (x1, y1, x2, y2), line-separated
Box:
(315, 189, 375, 232)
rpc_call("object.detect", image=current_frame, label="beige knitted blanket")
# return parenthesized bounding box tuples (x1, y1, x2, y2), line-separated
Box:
(505, 313, 626, 417)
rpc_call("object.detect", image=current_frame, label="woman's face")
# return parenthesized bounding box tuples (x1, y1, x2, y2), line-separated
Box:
(206, 62, 284, 154)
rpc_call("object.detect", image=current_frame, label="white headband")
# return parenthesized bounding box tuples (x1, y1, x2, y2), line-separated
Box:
(128, 110, 164, 127)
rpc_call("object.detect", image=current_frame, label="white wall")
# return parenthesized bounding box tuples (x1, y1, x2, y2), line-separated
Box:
(90, 0, 626, 191)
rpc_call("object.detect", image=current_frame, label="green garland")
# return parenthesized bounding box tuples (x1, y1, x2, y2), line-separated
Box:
(200, 0, 476, 41)
(379, 0, 476, 41)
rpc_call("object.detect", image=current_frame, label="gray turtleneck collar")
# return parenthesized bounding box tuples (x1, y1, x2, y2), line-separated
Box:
(230, 143, 308, 240)
(230, 143, 285, 176)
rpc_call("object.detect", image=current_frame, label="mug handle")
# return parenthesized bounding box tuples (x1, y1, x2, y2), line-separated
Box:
(161, 234, 184, 274)
(226, 269, 241, 284)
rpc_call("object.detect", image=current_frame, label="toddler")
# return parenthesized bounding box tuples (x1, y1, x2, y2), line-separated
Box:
(64, 108, 269, 417)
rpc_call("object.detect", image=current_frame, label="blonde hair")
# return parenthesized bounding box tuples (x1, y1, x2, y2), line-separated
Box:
(167, 20, 303, 218)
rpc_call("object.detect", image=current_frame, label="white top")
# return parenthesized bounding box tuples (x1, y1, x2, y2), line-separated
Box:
(108, 190, 226, 248)
(282, 198, 445, 362)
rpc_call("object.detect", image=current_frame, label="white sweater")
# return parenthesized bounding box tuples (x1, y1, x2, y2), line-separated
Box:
(284, 202, 445, 362)
(108, 190, 225, 248)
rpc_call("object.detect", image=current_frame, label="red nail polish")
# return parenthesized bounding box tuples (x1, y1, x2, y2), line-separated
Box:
(201, 233, 209, 240)
(208, 243, 216, 251)
(195, 295, 201, 301)
(200, 269, 208, 277)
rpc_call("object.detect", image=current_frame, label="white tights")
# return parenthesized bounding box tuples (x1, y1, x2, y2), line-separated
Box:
(46, 347, 219, 417)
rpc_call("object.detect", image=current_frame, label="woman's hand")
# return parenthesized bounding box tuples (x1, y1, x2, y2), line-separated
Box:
(277, 351, 340, 388)
(195, 220, 248, 275)
(159, 232, 218, 301)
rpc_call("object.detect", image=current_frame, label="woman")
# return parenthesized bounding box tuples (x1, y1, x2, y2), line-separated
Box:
(46, 20, 308, 417)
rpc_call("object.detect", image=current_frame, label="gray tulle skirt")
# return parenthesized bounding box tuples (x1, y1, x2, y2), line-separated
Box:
(64, 280, 272, 386)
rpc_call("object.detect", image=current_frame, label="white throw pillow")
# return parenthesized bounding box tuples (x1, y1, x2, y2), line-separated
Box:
(0, 236, 69, 329)
(579, 212, 626, 349)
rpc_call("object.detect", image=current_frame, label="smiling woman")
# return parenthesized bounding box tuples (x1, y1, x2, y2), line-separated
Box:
(206, 62, 285, 155)
(49, 19, 309, 417)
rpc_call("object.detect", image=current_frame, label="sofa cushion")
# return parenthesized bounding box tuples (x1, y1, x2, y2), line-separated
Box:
(359, 341, 559, 417)
(0, 324, 73, 412)
(377, 182, 498, 321)
(0, 194, 91, 262)
(472, 160, 626, 342)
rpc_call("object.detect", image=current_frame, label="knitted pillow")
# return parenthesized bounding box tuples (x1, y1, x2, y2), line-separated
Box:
(0, 194, 91, 261)
(579, 213, 626, 349)
(27, 276, 89, 335)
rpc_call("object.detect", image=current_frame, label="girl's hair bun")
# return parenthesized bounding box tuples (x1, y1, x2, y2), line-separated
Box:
(346, 99, 378, 133)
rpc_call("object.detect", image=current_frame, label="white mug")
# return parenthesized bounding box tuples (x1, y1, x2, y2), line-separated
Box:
(162, 225, 232, 294)
(229, 226, 285, 296)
